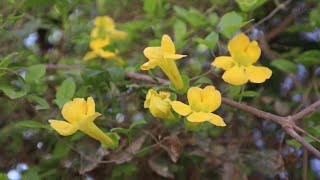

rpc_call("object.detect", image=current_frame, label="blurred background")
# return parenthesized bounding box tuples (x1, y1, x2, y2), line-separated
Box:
(0, 0, 320, 179)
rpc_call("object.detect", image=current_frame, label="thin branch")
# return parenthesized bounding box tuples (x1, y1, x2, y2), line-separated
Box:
(245, 0, 292, 33)
(291, 100, 320, 122)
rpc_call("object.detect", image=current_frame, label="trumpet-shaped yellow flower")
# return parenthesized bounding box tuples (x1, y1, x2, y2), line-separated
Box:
(49, 97, 114, 145)
(83, 38, 117, 61)
(212, 33, 272, 85)
(91, 16, 127, 40)
(144, 89, 175, 121)
(141, 35, 186, 89)
(171, 86, 226, 126)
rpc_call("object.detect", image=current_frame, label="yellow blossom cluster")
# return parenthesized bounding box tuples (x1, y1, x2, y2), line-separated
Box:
(83, 16, 127, 61)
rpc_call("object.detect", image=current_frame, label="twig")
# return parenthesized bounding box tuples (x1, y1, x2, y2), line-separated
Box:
(245, 0, 292, 33)
(291, 100, 320, 122)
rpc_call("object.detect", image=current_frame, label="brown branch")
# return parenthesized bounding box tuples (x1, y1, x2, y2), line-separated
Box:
(291, 100, 320, 122)
(245, 0, 292, 34)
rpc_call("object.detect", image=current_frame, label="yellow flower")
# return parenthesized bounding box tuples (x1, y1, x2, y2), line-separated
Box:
(170, 86, 226, 126)
(83, 38, 117, 61)
(48, 97, 114, 145)
(144, 89, 175, 121)
(141, 35, 186, 89)
(212, 33, 272, 85)
(91, 16, 127, 40)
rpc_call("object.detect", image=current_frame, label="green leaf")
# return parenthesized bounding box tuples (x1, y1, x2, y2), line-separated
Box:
(236, 0, 268, 12)
(107, 67, 125, 82)
(27, 94, 50, 110)
(25, 64, 46, 83)
(235, 91, 259, 98)
(0, 52, 17, 68)
(295, 50, 320, 67)
(112, 163, 138, 178)
(220, 11, 253, 38)
(208, 13, 218, 26)
(271, 59, 298, 73)
(193, 77, 212, 86)
(52, 140, 70, 159)
(16, 120, 52, 130)
(143, 0, 157, 14)
(130, 119, 147, 129)
(111, 127, 130, 135)
(0, 84, 28, 99)
(194, 32, 219, 49)
(0, 53, 18, 78)
(228, 85, 241, 98)
(287, 139, 301, 149)
(0, 173, 8, 180)
(102, 132, 120, 149)
(54, 78, 76, 108)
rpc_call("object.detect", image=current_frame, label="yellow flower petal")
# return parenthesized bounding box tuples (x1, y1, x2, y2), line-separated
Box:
(161, 34, 175, 54)
(143, 47, 162, 60)
(207, 113, 226, 126)
(62, 98, 87, 124)
(246, 41, 261, 64)
(94, 16, 115, 29)
(228, 33, 250, 57)
(245, 65, 272, 83)
(187, 87, 202, 112)
(170, 101, 192, 116)
(187, 112, 211, 122)
(83, 51, 97, 61)
(140, 61, 158, 70)
(87, 97, 95, 115)
(90, 39, 110, 50)
(80, 122, 114, 145)
(222, 66, 248, 85)
(164, 54, 186, 60)
(49, 120, 78, 136)
(109, 30, 127, 40)
(98, 50, 116, 59)
(201, 86, 221, 112)
(212, 56, 235, 70)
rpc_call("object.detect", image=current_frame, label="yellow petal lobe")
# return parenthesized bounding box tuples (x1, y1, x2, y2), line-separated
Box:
(201, 86, 221, 112)
(187, 112, 211, 122)
(246, 66, 272, 83)
(222, 66, 248, 85)
(228, 33, 250, 56)
(49, 120, 78, 136)
(207, 113, 226, 126)
(62, 98, 87, 124)
(212, 56, 234, 70)
(170, 101, 192, 116)
(246, 41, 261, 64)
(161, 34, 175, 54)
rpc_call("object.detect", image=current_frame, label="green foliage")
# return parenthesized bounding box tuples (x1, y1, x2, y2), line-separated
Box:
(194, 32, 219, 49)
(16, 120, 52, 130)
(295, 50, 320, 67)
(54, 78, 76, 108)
(236, 0, 268, 12)
(25, 64, 46, 83)
(0, 173, 8, 180)
(271, 59, 298, 73)
(219, 11, 253, 38)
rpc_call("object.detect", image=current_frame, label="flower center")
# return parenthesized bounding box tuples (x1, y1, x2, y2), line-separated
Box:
(233, 53, 252, 67)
